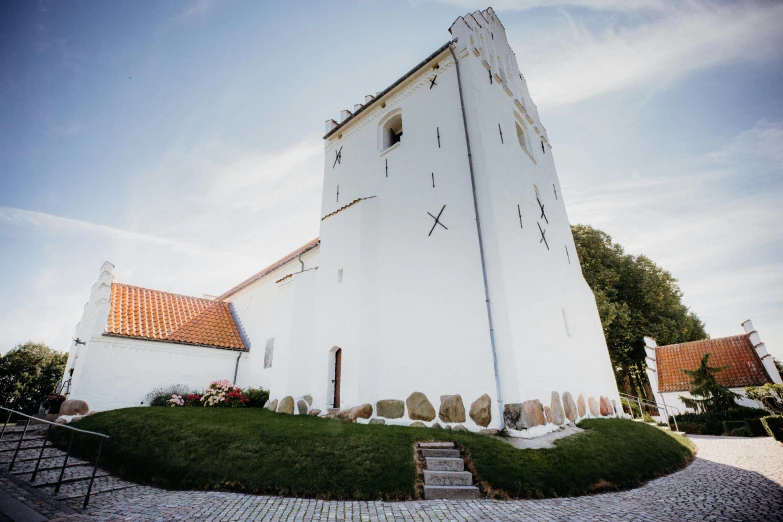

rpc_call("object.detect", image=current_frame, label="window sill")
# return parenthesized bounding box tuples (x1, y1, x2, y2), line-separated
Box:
(380, 142, 402, 157)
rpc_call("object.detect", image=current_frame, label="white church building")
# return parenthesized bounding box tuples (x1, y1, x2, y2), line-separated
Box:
(61, 8, 621, 433)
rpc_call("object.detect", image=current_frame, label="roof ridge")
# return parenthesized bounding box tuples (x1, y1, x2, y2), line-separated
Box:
(111, 282, 219, 304)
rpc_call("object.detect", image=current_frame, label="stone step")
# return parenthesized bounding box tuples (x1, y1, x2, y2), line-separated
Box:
(425, 457, 464, 472)
(423, 485, 480, 500)
(419, 442, 454, 449)
(423, 470, 473, 486)
(421, 448, 460, 458)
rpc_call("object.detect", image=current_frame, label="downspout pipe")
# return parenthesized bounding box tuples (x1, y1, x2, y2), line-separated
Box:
(449, 41, 505, 431)
(298, 253, 305, 272)
(233, 352, 242, 385)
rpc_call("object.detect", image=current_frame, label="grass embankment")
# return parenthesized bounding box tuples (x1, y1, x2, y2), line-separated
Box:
(58, 408, 694, 500)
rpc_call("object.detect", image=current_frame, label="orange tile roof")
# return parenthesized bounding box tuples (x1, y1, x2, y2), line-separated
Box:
(107, 283, 246, 350)
(217, 238, 320, 300)
(655, 335, 770, 392)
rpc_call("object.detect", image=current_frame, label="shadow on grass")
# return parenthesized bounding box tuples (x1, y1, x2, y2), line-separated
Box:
(52, 409, 694, 501)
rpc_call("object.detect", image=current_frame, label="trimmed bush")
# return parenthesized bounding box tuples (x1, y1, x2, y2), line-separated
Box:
(722, 420, 744, 436)
(245, 387, 269, 408)
(761, 415, 783, 442)
(743, 418, 766, 437)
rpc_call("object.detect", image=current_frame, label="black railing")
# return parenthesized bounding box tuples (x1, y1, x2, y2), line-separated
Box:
(0, 405, 108, 508)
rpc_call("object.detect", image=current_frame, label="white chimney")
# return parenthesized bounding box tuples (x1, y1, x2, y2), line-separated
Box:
(365, 95, 374, 103)
(643, 336, 660, 394)
(353, 104, 363, 112)
(742, 319, 783, 384)
(325, 119, 338, 133)
(340, 109, 353, 122)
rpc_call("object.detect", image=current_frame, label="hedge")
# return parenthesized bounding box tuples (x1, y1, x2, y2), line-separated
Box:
(761, 416, 783, 442)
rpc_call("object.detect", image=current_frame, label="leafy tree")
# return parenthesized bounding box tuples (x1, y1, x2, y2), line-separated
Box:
(571, 225, 707, 396)
(679, 353, 739, 413)
(746, 383, 783, 414)
(0, 342, 68, 414)
(774, 357, 783, 378)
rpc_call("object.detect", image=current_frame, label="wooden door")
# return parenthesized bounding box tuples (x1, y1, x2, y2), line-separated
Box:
(333, 349, 342, 408)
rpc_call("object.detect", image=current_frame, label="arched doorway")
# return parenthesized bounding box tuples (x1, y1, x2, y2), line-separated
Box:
(328, 347, 342, 409)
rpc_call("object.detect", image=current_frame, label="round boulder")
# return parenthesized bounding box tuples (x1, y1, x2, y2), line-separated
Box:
(406, 392, 436, 422)
(577, 394, 587, 418)
(588, 396, 600, 416)
(438, 395, 466, 424)
(376, 399, 404, 419)
(409, 421, 427, 428)
(60, 400, 89, 416)
(550, 392, 565, 425)
(266, 399, 278, 412)
(278, 396, 295, 415)
(296, 399, 308, 415)
(469, 394, 492, 427)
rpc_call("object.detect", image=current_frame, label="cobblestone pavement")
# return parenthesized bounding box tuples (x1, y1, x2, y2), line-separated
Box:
(3, 432, 782, 522)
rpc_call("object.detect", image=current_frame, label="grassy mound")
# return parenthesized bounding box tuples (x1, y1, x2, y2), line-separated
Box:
(58, 408, 694, 500)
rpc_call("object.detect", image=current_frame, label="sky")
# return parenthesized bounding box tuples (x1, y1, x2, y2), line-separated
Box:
(1, 0, 782, 362)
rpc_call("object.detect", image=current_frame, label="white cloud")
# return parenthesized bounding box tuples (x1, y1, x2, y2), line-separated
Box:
(503, 1, 783, 107)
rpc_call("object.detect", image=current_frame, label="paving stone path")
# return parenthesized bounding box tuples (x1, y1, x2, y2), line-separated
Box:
(1, 429, 782, 521)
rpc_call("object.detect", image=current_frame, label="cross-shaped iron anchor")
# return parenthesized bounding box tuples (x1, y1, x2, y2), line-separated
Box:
(332, 146, 342, 168)
(429, 76, 438, 89)
(537, 197, 548, 224)
(537, 222, 549, 250)
(427, 205, 448, 236)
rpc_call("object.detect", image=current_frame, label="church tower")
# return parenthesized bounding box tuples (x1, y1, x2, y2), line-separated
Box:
(311, 8, 620, 430)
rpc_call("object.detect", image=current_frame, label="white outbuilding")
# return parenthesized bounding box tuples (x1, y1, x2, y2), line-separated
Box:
(61, 8, 621, 434)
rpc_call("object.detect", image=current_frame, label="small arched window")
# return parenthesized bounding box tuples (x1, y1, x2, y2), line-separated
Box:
(516, 122, 528, 153)
(382, 113, 403, 151)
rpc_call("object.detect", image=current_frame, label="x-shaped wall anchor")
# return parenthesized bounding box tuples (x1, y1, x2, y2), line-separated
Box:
(429, 76, 438, 89)
(428, 205, 448, 236)
(553, 183, 558, 200)
(537, 222, 549, 250)
(537, 197, 548, 224)
(333, 147, 342, 168)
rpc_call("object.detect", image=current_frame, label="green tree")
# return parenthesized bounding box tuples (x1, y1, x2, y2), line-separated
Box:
(571, 225, 707, 396)
(0, 342, 68, 414)
(680, 352, 739, 413)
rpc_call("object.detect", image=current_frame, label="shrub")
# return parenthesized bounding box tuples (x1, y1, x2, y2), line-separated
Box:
(746, 384, 783, 414)
(743, 418, 766, 437)
(167, 395, 185, 407)
(729, 427, 749, 437)
(201, 380, 248, 407)
(144, 385, 191, 407)
(722, 420, 744, 436)
(244, 387, 269, 408)
(184, 394, 202, 407)
(761, 415, 783, 442)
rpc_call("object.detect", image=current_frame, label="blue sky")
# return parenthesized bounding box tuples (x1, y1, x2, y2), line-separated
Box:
(1, 0, 782, 362)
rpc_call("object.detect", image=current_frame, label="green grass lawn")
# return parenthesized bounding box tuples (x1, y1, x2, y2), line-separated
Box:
(57, 408, 694, 500)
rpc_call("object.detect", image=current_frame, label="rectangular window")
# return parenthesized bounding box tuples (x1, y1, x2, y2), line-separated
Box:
(264, 338, 274, 369)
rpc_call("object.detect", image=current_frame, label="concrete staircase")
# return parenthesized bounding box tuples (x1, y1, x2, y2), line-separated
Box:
(418, 442, 480, 500)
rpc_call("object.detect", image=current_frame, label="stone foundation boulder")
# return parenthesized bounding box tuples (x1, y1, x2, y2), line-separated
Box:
(438, 395, 466, 424)
(406, 392, 436, 421)
(376, 399, 404, 419)
(479, 428, 500, 436)
(599, 396, 612, 416)
(335, 403, 373, 422)
(60, 400, 89, 416)
(562, 392, 578, 422)
(504, 400, 546, 430)
(304, 395, 313, 406)
(297, 399, 308, 415)
(278, 396, 295, 415)
(550, 392, 565, 425)
(543, 405, 553, 424)
(431, 422, 443, 430)
(577, 394, 587, 418)
(369, 418, 385, 425)
(588, 397, 600, 416)
(469, 394, 492, 427)
(308, 409, 321, 416)
(266, 399, 278, 412)
(410, 421, 427, 428)
(452, 425, 468, 432)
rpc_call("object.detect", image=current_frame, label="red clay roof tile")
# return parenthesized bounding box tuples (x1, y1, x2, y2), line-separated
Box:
(655, 335, 770, 392)
(107, 283, 245, 350)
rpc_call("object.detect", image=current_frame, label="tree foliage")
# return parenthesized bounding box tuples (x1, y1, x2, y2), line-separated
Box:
(0, 342, 68, 414)
(679, 353, 739, 414)
(745, 383, 783, 414)
(571, 225, 707, 395)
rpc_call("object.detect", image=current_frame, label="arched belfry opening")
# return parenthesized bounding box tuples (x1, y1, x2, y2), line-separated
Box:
(327, 347, 342, 409)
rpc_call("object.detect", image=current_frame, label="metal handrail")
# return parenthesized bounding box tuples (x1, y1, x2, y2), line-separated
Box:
(618, 392, 681, 433)
(0, 405, 108, 509)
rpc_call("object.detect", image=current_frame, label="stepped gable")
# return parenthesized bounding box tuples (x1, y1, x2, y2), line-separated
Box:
(655, 335, 771, 392)
(107, 283, 246, 351)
